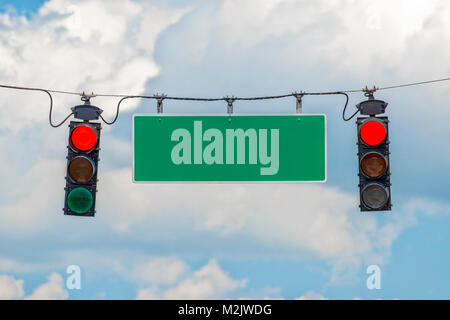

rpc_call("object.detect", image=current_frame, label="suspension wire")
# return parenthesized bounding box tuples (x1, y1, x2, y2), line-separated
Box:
(1, 76, 450, 126)
(65, 76, 450, 97)
(0, 84, 74, 127)
(99, 92, 349, 125)
(376, 77, 450, 91)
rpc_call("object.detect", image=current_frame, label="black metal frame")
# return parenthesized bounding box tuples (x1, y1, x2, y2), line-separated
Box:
(357, 116, 392, 212)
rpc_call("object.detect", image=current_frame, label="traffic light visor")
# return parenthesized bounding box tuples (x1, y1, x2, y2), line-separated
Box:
(361, 183, 389, 209)
(360, 152, 387, 178)
(68, 156, 95, 183)
(67, 187, 93, 214)
(360, 120, 386, 146)
(71, 125, 97, 151)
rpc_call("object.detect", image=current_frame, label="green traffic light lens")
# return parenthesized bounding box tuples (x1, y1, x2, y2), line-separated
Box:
(67, 187, 93, 214)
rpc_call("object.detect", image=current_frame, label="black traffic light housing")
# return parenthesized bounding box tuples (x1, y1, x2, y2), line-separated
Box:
(356, 90, 391, 212)
(64, 121, 101, 216)
(63, 98, 103, 217)
(357, 116, 391, 211)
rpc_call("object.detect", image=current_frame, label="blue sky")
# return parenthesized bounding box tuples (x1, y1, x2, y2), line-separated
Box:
(0, 0, 449, 300)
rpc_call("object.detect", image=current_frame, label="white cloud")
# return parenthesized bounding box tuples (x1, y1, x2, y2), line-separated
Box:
(295, 290, 327, 300)
(0, 275, 24, 299)
(0, 257, 50, 274)
(0, 273, 68, 300)
(132, 257, 188, 285)
(136, 286, 160, 300)
(97, 168, 416, 279)
(0, 159, 65, 231)
(0, 0, 189, 230)
(216, 0, 447, 75)
(0, 0, 449, 295)
(0, 156, 440, 283)
(26, 273, 69, 300)
(403, 197, 450, 216)
(0, 0, 189, 131)
(137, 259, 246, 300)
(168, 0, 450, 120)
(238, 287, 283, 300)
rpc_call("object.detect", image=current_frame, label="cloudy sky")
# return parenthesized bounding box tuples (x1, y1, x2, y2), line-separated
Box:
(0, 0, 449, 299)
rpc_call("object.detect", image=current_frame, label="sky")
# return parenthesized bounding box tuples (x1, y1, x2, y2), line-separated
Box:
(0, 0, 449, 300)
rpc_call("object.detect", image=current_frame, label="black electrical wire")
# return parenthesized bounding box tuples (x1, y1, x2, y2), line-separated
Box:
(0, 84, 74, 127)
(303, 91, 356, 121)
(99, 95, 153, 125)
(100, 91, 357, 125)
(299, 91, 357, 121)
(90, 76, 450, 97)
(89, 76, 450, 124)
(2, 76, 450, 126)
(377, 77, 450, 91)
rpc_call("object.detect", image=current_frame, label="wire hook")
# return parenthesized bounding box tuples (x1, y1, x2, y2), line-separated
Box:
(80, 91, 97, 104)
(154, 93, 166, 114)
(363, 85, 378, 99)
(224, 96, 236, 115)
(292, 91, 304, 113)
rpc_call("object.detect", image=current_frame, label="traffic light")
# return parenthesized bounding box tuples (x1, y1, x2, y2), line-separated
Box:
(356, 96, 391, 212)
(64, 121, 101, 216)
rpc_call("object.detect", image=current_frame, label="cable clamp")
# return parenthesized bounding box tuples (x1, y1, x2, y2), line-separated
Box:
(224, 96, 236, 115)
(154, 93, 166, 114)
(363, 85, 378, 100)
(80, 91, 97, 104)
(292, 91, 304, 113)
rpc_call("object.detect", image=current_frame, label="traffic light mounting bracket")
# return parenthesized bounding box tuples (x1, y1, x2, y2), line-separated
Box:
(71, 96, 103, 121)
(357, 87, 388, 116)
(292, 91, 304, 114)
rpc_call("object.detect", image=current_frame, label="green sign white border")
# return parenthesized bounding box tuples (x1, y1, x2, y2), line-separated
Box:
(132, 114, 327, 184)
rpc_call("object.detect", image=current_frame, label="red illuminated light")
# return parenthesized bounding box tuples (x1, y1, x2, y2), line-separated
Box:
(360, 120, 386, 146)
(71, 125, 97, 151)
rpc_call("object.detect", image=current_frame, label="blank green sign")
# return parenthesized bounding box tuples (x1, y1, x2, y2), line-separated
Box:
(133, 114, 326, 182)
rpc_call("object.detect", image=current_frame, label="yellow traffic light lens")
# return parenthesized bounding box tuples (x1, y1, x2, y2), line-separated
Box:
(68, 156, 95, 183)
(362, 183, 389, 209)
(360, 152, 387, 178)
